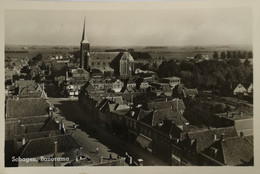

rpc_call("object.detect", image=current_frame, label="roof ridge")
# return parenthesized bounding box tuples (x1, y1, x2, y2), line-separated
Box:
(25, 133, 72, 142)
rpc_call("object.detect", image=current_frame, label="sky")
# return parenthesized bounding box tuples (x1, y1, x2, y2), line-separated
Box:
(5, 7, 252, 47)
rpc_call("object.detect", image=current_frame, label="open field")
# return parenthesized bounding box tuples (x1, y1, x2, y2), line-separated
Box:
(5, 44, 252, 61)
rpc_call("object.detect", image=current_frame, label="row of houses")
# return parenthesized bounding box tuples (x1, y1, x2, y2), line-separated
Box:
(78, 82, 253, 166)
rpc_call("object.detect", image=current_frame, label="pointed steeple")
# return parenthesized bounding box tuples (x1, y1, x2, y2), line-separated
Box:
(81, 16, 89, 43)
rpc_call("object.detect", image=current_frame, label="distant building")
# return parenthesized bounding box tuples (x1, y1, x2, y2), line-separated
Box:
(18, 133, 81, 166)
(162, 76, 181, 88)
(233, 83, 247, 95)
(213, 112, 253, 136)
(80, 17, 90, 71)
(201, 134, 253, 166)
(119, 52, 135, 76)
(79, 18, 136, 76)
(182, 88, 198, 99)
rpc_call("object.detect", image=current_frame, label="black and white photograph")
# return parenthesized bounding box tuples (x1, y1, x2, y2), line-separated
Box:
(1, 0, 259, 172)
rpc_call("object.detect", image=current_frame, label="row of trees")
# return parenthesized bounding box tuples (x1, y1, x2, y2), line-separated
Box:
(158, 58, 253, 92)
(213, 50, 253, 59)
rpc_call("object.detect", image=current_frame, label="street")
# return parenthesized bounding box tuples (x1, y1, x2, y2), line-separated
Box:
(48, 97, 168, 166)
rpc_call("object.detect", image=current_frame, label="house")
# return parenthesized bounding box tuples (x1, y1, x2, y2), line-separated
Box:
(152, 119, 189, 165)
(125, 108, 152, 142)
(5, 98, 50, 119)
(89, 77, 105, 91)
(15, 80, 36, 93)
(213, 112, 253, 136)
(233, 83, 247, 95)
(97, 98, 130, 131)
(201, 134, 253, 166)
(108, 79, 124, 93)
(126, 78, 136, 89)
(140, 81, 149, 90)
(182, 88, 198, 98)
(179, 126, 238, 165)
(161, 76, 181, 88)
(149, 83, 173, 97)
(137, 109, 188, 153)
(18, 133, 81, 166)
(18, 83, 47, 99)
(145, 99, 186, 114)
(71, 68, 90, 80)
(64, 78, 88, 97)
(120, 86, 135, 93)
(247, 83, 253, 94)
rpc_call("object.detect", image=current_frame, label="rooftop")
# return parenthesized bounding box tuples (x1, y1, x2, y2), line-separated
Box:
(215, 112, 253, 121)
(6, 98, 50, 118)
(20, 133, 81, 158)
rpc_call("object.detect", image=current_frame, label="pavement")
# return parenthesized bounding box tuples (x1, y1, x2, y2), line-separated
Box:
(48, 97, 168, 166)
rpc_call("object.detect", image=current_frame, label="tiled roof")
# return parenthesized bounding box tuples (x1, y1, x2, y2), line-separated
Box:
(120, 52, 134, 62)
(121, 86, 135, 93)
(106, 96, 124, 105)
(140, 109, 186, 127)
(156, 119, 189, 137)
(6, 98, 49, 118)
(40, 117, 60, 132)
(186, 127, 238, 153)
(82, 81, 95, 92)
(14, 130, 62, 141)
(221, 136, 253, 165)
(206, 135, 254, 166)
(20, 133, 81, 158)
(125, 107, 151, 121)
(15, 80, 36, 88)
(18, 91, 43, 98)
(183, 88, 198, 97)
(90, 52, 120, 61)
(147, 99, 186, 111)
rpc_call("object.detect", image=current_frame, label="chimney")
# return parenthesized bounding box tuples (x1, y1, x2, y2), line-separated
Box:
(213, 134, 217, 141)
(137, 159, 143, 166)
(100, 156, 103, 163)
(62, 123, 66, 133)
(176, 99, 179, 111)
(220, 133, 225, 142)
(53, 141, 57, 166)
(22, 138, 26, 145)
(240, 111, 243, 117)
(65, 71, 69, 81)
(240, 131, 244, 138)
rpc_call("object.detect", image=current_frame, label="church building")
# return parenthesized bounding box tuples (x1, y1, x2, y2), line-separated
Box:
(80, 17, 135, 77)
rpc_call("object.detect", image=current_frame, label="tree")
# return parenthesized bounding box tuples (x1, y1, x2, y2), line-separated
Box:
(248, 51, 253, 58)
(232, 51, 237, 59)
(244, 58, 250, 66)
(213, 51, 219, 59)
(242, 51, 248, 59)
(221, 51, 226, 59)
(237, 51, 242, 59)
(227, 51, 232, 59)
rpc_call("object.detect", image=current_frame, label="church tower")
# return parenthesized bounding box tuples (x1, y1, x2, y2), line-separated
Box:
(80, 17, 90, 71)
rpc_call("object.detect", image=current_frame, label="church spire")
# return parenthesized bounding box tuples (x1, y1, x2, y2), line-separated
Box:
(81, 16, 89, 43)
